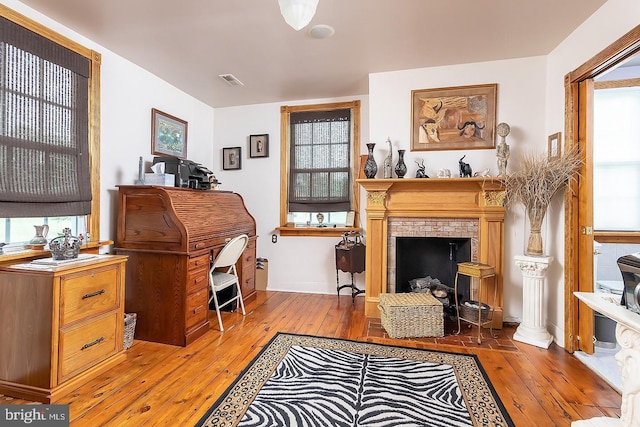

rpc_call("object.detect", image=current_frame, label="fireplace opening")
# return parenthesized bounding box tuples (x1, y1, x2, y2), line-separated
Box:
(395, 237, 471, 300)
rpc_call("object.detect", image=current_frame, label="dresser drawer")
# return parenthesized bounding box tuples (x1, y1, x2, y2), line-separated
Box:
(185, 288, 208, 331)
(58, 311, 118, 382)
(186, 267, 209, 295)
(188, 253, 210, 271)
(60, 265, 120, 326)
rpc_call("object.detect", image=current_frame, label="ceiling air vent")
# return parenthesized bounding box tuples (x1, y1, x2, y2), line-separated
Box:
(218, 73, 244, 87)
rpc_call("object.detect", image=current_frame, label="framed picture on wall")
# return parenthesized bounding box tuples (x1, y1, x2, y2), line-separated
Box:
(151, 108, 188, 159)
(249, 134, 269, 158)
(223, 147, 242, 170)
(548, 132, 562, 160)
(410, 83, 497, 152)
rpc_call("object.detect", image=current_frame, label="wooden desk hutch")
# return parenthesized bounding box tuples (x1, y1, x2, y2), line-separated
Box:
(115, 185, 257, 347)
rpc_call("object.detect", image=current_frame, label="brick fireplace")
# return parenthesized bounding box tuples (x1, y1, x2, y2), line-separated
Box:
(387, 217, 479, 293)
(358, 178, 506, 319)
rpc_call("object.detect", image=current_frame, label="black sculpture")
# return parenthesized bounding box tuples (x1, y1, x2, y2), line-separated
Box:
(415, 160, 429, 178)
(459, 155, 472, 177)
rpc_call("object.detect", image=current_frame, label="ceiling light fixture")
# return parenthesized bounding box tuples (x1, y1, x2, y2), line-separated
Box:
(278, 0, 319, 31)
(308, 24, 334, 39)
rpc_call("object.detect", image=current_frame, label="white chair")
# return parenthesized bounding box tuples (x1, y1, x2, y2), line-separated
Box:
(208, 234, 249, 331)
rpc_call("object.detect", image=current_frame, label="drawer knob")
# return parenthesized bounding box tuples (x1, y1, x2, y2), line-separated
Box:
(82, 289, 106, 299)
(81, 337, 105, 350)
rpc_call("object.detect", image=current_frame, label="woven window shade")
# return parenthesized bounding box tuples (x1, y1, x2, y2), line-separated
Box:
(0, 17, 91, 217)
(288, 109, 351, 212)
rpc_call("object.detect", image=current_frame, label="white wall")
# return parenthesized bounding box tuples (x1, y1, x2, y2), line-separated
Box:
(4, 0, 216, 244)
(214, 96, 369, 295)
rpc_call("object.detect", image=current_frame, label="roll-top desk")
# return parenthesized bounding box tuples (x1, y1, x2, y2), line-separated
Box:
(115, 185, 257, 347)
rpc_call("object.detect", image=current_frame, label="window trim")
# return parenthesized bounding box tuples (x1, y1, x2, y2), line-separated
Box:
(279, 101, 361, 237)
(0, 4, 101, 241)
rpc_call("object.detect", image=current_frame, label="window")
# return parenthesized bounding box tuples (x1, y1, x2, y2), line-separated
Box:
(0, 5, 100, 245)
(593, 84, 640, 231)
(279, 101, 360, 236)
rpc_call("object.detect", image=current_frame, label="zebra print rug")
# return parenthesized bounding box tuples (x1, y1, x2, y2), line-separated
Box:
(195, 333, 513, 427)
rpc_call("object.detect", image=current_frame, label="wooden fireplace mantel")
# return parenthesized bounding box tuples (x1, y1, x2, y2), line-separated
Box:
(357, 177, 506, 318)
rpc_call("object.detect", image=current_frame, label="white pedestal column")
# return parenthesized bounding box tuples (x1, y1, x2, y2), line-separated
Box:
(513, 255, 554, 349)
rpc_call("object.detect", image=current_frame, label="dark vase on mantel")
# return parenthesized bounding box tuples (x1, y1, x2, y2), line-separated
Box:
(364, 143, 377, 179)
(395, 149, 407, 178)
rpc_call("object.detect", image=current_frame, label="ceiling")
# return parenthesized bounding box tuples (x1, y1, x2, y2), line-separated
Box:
(18, 0, 607, 108)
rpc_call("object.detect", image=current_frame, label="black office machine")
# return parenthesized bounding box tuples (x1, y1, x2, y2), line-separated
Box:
(152, 156, 213, 190)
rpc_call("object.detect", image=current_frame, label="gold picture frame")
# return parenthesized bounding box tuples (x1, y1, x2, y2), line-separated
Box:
(410, 83, 497, 151)
(548, 132, 562, 160)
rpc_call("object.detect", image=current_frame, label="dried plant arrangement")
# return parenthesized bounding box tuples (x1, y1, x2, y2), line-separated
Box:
(502, 147, 581, 256)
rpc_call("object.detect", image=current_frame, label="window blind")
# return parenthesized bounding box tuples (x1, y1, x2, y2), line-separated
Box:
(0, 16, 91, 217)
(288, 109, 351, 212)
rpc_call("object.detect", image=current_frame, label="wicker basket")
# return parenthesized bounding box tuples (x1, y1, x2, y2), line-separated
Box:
(378, 293, 444, 338)
(459, 300, 490, 323)
(124, 313, 137, 350)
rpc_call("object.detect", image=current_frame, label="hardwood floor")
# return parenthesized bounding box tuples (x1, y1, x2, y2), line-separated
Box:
(1, 291, 621, 426)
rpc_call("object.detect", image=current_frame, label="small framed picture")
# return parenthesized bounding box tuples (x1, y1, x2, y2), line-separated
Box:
(151, 108, 188, 159)
(223, 147, 242, 170)
(249, 134, 269, 158)
(548, 132, 562, 160)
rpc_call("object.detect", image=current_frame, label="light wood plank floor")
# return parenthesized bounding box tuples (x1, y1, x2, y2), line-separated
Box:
(1, 291, 621, 426)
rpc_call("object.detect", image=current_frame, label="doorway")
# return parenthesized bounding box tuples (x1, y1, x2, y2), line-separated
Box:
(564, 25, 640, 356)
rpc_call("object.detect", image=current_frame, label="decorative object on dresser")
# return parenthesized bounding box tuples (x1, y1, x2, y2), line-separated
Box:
(411, 83, 497, 152)
(151, 108, 188, 159)
(0, 255, 128, 403)
(115, 185, 257, 346)
(28, 224, 49, 249)
(222, 146, 242, 170)
(249, 134, 269, 158)
(49, 227, 82, 260)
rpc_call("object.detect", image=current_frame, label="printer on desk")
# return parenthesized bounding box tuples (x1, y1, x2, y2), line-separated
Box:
(152, 156, 213, 190)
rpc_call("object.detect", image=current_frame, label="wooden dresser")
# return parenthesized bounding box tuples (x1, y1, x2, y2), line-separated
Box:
(115, 185, 257, 347)
(0, 254, 128, 403)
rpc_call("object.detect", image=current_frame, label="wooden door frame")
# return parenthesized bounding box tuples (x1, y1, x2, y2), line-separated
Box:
(564, 24, 640, 353)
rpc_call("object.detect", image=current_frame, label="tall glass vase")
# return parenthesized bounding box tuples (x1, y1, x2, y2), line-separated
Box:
(394, 149, 407, 178)
(364, 143, 377, 179)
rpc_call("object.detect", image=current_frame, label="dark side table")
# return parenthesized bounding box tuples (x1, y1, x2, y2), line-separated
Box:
(335, 234, 365, 305)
